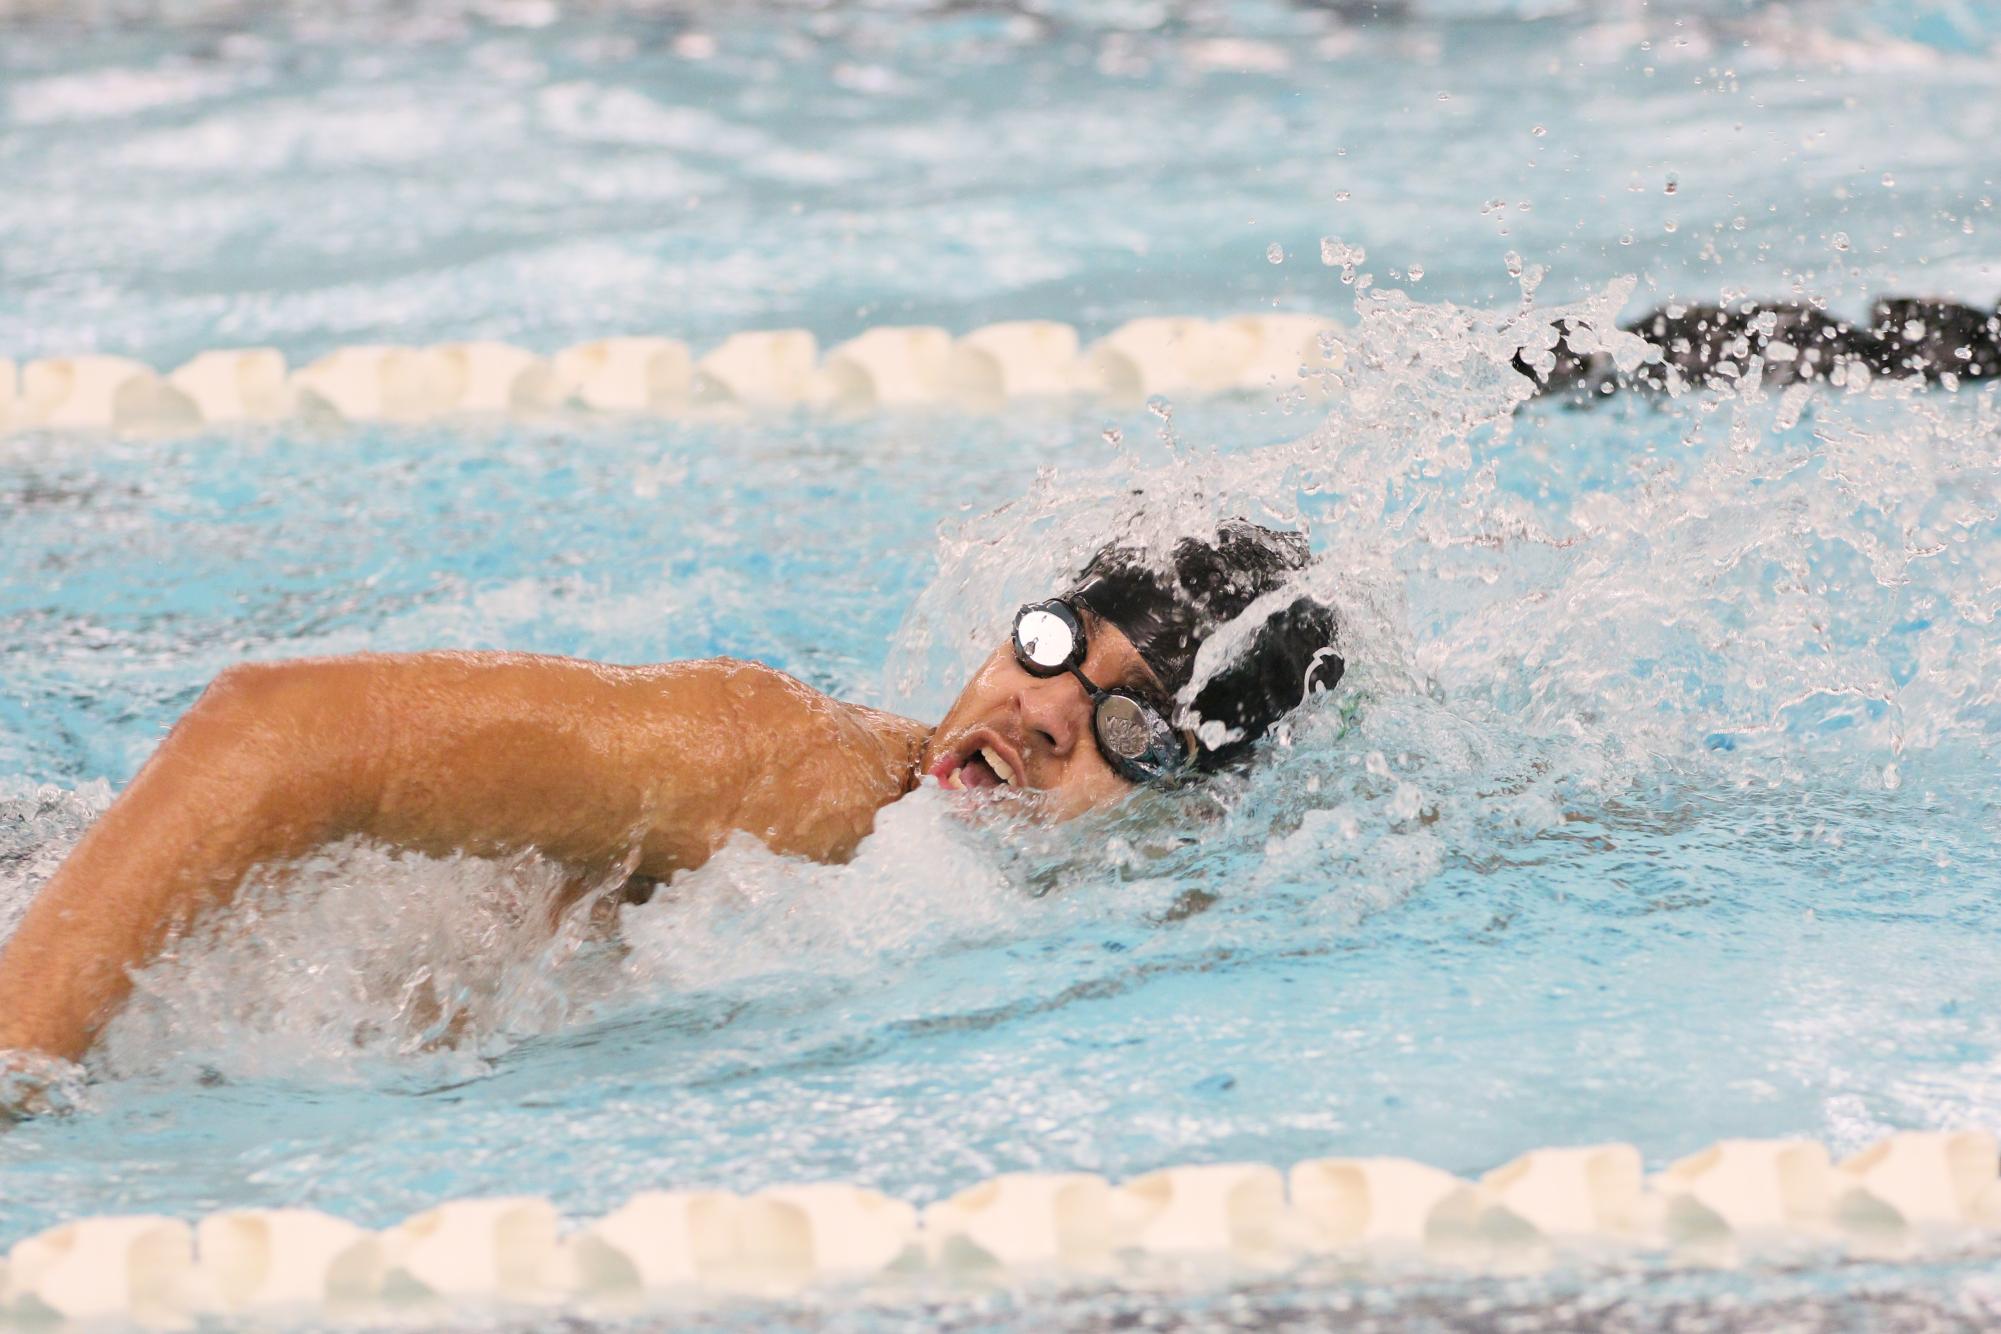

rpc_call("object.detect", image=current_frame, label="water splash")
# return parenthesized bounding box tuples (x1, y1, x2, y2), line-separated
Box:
(3, 282, 1996, 1127)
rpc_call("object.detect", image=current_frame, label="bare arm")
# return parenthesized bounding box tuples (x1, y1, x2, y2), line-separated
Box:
(0, 651, 922, 1064)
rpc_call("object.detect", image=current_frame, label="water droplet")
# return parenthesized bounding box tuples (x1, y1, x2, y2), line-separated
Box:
(1881, 172, 1895, 188)
(1101, 425, 1123, 445)
(1406, 262, 1424, 281)
(1436, 91, 1451, 101)
(1531, 124, 1547, 136)
(1503, 250, 1524, 277)
(1146, 397, 1172, 420)
(1831, 231, 1851, 252)
(1335, 190, 1351, 203)
(1266, 242, 1285, 264)
(1883, 762, 1902, 791)
(1664, 174, 1678, 195)
(1319, 237, 1366, 283)
(1619, 232, 1633, 245)
(1663, 218, 1678, 233)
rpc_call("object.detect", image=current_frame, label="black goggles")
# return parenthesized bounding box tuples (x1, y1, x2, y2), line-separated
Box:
(1011, 599, 1191, 785)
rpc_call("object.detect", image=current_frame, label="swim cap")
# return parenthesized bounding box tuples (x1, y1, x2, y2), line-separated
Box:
(1066, 519, 1342, 770)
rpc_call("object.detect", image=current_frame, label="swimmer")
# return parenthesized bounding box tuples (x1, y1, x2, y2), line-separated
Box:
(0, 520, 1339, 1072)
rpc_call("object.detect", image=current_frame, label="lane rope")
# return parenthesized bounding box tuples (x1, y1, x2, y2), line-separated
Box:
(3, 297, 1995, 437)
(2, 1131, 1998, 1321)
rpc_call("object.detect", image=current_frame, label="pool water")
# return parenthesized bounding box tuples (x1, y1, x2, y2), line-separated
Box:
(2, 0, 2000, 1325)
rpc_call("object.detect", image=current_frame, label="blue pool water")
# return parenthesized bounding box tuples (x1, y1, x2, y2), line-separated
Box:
(3, 0, 2000, 1325)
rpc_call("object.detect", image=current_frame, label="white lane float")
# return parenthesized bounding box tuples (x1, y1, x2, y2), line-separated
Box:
(291, 345, 461, 423)
(1423, 1143, 1646, 1271)
(1652, 1138, 1833, 1264)
(1084, 317, 1255, 403)
(922, 1171, 1116, 1272)
(563, 1189, 743, 1296)
(734, 1183, 919, 1289)
(378, 1195, 562, 1304)
(1832, 1130, 2001, 1257)
(550, 336, 693, 414)
(817, 325, 954, 409)
(1112, 1162, 1288, 1262)
(20, 355, 200, 431)
(5, 1215, 195, 1325)
(432, 341, 560, 415)
(169, 348, 293, 423)
(1480, 1142, 1646, 1236)
(1288, 1156, 1467, 1252)
(693, 329, 819, 408)
(945, 321, 1082, 407)
(194, 1208, 383, 1313)
(1222, 313, 1341, 391)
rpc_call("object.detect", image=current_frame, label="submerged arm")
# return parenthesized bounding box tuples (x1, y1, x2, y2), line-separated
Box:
(0, 651, 917, 1064)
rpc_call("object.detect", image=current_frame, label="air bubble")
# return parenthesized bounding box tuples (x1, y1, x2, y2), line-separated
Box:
(1266, 242, 1285, 264)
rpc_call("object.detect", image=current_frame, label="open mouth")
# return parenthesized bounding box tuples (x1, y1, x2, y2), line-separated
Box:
(933, 740, 1021, 792)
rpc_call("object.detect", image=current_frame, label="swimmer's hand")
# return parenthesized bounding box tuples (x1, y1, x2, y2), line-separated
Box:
(0, 652, 922, 1065)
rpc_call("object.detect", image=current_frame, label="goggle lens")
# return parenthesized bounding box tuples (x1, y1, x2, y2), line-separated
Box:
(1011, 599, 1189, 786)
(1093, 694, 1155, 761)
(1013, 606, 1077, 673)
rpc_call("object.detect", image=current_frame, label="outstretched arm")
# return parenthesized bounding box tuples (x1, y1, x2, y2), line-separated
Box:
(0, 651, 919, 1064)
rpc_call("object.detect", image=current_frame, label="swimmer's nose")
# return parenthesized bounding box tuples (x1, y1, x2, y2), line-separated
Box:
(1016, 672, 1090, 760)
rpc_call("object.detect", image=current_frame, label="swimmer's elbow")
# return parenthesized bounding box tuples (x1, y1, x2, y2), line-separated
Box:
(188, 659, 338, 745)
(179, 658, 386, 816)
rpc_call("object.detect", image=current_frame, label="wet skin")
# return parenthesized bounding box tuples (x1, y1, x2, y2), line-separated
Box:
(0, 619, 1165, 1065)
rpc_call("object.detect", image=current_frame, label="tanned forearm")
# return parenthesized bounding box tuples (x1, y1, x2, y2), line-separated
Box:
(0, 651, 907, 1065)
(0, 661, 377, 1062)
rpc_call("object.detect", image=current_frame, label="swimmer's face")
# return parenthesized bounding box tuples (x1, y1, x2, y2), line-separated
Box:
(924, 609, 1170, 821)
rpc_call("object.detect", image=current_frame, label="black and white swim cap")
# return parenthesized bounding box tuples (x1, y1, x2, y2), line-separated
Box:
(1065, 519, 1341, 771)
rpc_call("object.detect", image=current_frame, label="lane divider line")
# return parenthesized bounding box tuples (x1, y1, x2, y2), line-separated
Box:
(0, 316, 1343, 437)
(3, 1131, 1997, 1322)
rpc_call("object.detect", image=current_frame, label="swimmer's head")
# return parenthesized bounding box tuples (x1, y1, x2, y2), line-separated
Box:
(926, 519, 1342, 819)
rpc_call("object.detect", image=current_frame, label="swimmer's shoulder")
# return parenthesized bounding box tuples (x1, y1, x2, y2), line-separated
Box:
(672, 657, 926, 793)
(688, 657, 925, 745)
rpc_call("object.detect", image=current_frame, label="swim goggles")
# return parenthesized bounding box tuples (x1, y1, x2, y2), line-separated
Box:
(1011, 599, 1191, 785)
